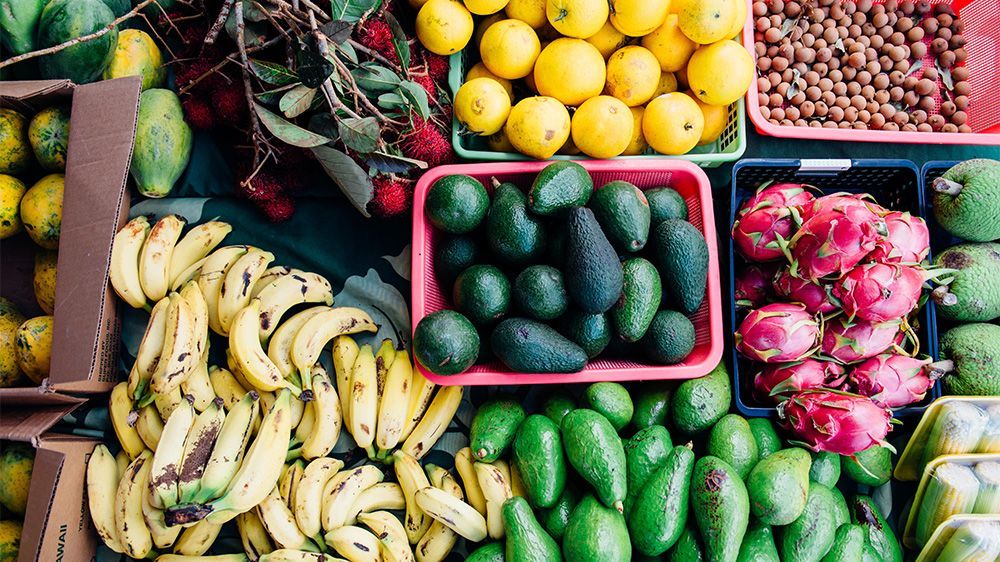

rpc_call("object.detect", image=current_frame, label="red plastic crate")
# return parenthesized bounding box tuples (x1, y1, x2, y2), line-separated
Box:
(411, 160, 725, 386)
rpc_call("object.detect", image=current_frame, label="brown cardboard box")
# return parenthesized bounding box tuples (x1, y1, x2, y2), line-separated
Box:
(0, 77, 140, 402)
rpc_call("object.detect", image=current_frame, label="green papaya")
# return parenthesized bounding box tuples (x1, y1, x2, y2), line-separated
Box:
(131, 89, 193, 198)
(0, 0, 45, 55)
(37, 0, 117, 83)
(736, 521, 779, 562)
(563, 494, 631, 562)
(691, 456, 749, 562)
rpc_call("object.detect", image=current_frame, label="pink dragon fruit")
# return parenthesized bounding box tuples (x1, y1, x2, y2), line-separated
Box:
(868, 211, 931, 264)
(772, 267, 839, 314)
(735, 303, 821, 363)
(821, 316, 905, 363)
(778, 389, 894, 455)
(849, 354, 946, 408)
(797, 193, 888, 223)
(788, 207, 886, 281)
(732, 206, 795, 262)
(738, 182, 817, 217)
(754, 359, 846, 403)
(834, 263, 926, 323)
(736, 263, 778, 309)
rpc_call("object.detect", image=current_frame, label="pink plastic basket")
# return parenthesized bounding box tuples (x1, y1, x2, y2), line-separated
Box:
(744, 0, 1000, 144)
(411, 160, 725, 387)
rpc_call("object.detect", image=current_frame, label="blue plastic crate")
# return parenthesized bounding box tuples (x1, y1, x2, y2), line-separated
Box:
(729, 158, 940, 418)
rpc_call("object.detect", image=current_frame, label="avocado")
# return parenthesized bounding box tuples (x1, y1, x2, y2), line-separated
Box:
(652, 219, 709, 314)
(512, 414, 566, 509)
(850, 495, 902, 562)
(589, 180, 652, 252)
(561, 409, 627, 512)
(641, 310, 696, 364)
(453, 264, 511, 325)
(558, 310, 612, 358)
(746, 448, 811, 526)
(629, 445, 695, 556)
(671, 362, 731, 434)
(707, 414, 759, 480)
(939, 323, 1000, 395)
(529, 161, 593, 215)
(546, 221, 568, 268)
(513, 265, 569, 321)
(471, 398, 526, 463)
(624, 425, 673, 515)
(503, 496, 562, 562)
(564, 206, 624, 314)
(435, 234, 482, 290)
(413, 310, 480, 375)
(781, 484, 839, 562)
(647, 187, 689, 224)
(612, 257, 662, 342)
(425, 174, 489, 234)
(747, 418, 781, 459)
(691, 456, 749, 562)
(487, 182, 547, 265)
(668, 524, 705, 562)
(563, 494, 631, 562)
(467, 541, 506, 562)
(541, 392, 576, 425)
(842, 445, 892, 487)
(822, 524, 865, 562)
(632, 381, 672, 429)
(539, 484, 580, 540)
(933, 243, 1000, 322)
(491, 317, 588, 373)
(931, 159, 1000, 241)
(809, 451, 842, 488)
(736, 521, 780, 562)
(584, 382, 633, 431)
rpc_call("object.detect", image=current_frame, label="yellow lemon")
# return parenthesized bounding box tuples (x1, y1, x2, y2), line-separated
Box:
(688, 90, 729, 145)
(34, 250, 58, 315)
(15, 315, 54, 385)
(0, 442, 33, 515)
(487, 127, 517, 152)
(455, 77, 512, 135)
(416, 0, 475, 55)
(558, 135, 582, 155)
(505, 0, 547, 28)
(687, 39, 754, 106)
(641, 14, 697, 72)
(571, 96, 633, 159)
(610, 0, 670, 37)
(473, 13, 506, 49)
(505, 96, 571, 159)
(103, 29, 166, 91)
(533, 38, 606, 106)
(0, 175, 26, 240)
(586, 21, 628, 60)
(546, 0, 608, 39)
(622, 106, 648, 155)
(644, 92, 704, 155)
(0, 109, 31, 175)
(0, 298, 25, 388)
(466, 62, 515, 100)
(464, 0, 509, 15)
(676, 63, 690, 89)
(480, 19, 540, 79)
(652, 71, 679, 97)
(0, 519, 21, 560)
(605, 46, 661, 106)
(725, 0, 748, 39)
(678, 0, 736, 44)
(20, 174, 63, 250)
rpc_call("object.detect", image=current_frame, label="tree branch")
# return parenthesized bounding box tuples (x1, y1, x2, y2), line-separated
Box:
(204, 0, 235, 45)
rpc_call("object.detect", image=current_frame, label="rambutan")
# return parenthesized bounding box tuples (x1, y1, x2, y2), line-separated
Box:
(212, 83, 248, 126)
(356, 18, 398, 63)
(400, 117, 453, 168)
(181, 96, 217, 130)
(423, 53, 449, 82)
(260, 194, 296, 222)
(239, 169, 284, 203)
(412, 73, 437, 101)
(369, 176, 412, 218)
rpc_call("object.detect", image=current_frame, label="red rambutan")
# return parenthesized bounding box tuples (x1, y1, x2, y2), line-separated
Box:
(212, 84, 248, 126)
(239, 169, 284, 203)
(423, 53, 450, 82)
(356, 19, 398, 63)
(181, 96, 217, 130)
(400, 117, 453, 168)
(412, 73, 437, 101)
(260, 194, 296, 222)
(369, 176, 412, 218)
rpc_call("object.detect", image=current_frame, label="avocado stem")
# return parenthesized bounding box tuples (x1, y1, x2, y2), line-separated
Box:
(931, 285, 958, 306)
(932, 177, 963, 196)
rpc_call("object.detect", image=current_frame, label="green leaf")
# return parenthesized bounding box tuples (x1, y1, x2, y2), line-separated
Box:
(311, 146, 373, 217)
(352, 64, 401, 93)
(399, 81, 430, 119)
(307, 113, 340, 144)
(255, 84, 296, 105)
(384, 12, 410, 70)
(330, 0, 381, 23)
(320, 20, 354, 44)
(337, 116, 380, 154)
(337, 42, 359, 64)
(297, 48, 335, 88)
(377, 91, 406, 110)
(279, 85, 317, 118)
(249, 59, 299, 86)
(366, 150, 427, 173)
(254, 103, 332, 147)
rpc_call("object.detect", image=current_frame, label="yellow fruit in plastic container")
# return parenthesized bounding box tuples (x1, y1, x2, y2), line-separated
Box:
(652, 71, 679, 97)
(533, 38, 606, 106)
(678, 0, 736, 44)
(455, 78, 513, 135)
(474, 13, 506, 49)
(622, 106, 648, 155)
(0, 519, 21, 560)
(605, 46, 661, 106)
(0, 298, 25, 388)
(586, 21, 628, 60)
(610, 0, 670, 37)
(19, 174, 63, 250)
(417, 0, 475, 55)
(545, 0, 608, 39)
(102, 29, 166, 91)
(0, 442, 33, 515)
(690, 92, 729, 145)
(464, 0, 509, 15)
(725, 0, 748, 39)
(0, 109, 31, 175)
(687, 40, 754, 106)
(481, 19, 541, 79)
(643, 92, 704, 155)
(33, 250, 58, 315)
(505, 96, 571, 159)
(571, 96, 633, 159)
(14, 315, 53, 385)
(558, 135, 582, 155)
(487, 128, 517, 152)
(505, 0, 547, 28)
(642, 14, 697, 72)
(466, 62, 515, 100)
(0, 175, 26, 240)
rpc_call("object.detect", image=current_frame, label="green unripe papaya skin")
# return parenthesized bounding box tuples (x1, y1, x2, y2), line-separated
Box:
(471, 398, 526, 463)
(131, 89, 193, 198)
(624, 424, 673, 516)
(37, 0, 117, 83)
(933, 242, 1000, 322)
(747, 418, 781, 459)
(671, 362, 731, 434)
(539, 484, 579, 540)
(850, 495, 902, 562)
(822, 524, 866, 562)
(931, 159, 1000, 242)
(632, 382, 672, 429)
(809, 451, 842, 488)
(612, 257, 662, 342)
(842, 445, 892, 487)
(467, 542, 506, 562)
(512, 414, 566, 509)
(736, 521, 779, 562)
(653, 218, 709, 314)
(629, 445, 695, 556)
(503, 496, 561, 562)
(707, 414, 759, 480)
(781, 484, 839, 562)
(561, 409, 627, 512)
(747, 448, 811, 526)
(563, 494, 631, 562)
(668, 524, 705, 562)
(0, 0, 45, 55)
(584, 382, 633, 431)
(691, 456, 750, 562)
(541, 393, 575, 425)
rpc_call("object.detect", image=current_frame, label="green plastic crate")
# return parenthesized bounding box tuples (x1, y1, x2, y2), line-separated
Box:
(447, 51, 747, 168)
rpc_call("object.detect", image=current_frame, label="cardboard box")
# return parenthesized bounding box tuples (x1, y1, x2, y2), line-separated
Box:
(0, 77, 140, 402)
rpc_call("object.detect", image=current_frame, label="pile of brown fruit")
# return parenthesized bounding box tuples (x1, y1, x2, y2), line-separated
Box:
(752, 0, 972, 132)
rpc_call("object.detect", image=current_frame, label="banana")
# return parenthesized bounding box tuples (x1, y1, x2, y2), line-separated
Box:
(324, 525, 381, 562)
(252, 266, 293, 299)
(129, 296, 170, 404)
(209, 366, 249, 410)
(413, 487, 486, 542)
(150, 395, 196, 509)
(258, 549, 345, 562)
(399, 369, 436, 444)
(301, 367, 342, 460)
(110, 216, 151, 309)
(257, 486, 320, 552)
(194, 391, 260, 504)
(267, 306, 329, 380)
(294, 457, 344, 541)
(453, 448, 487, 516)
(115, 450, 154, 559)
(321, 465, 385, 532)
(237, 509, 275, 560)
(474, 461, 512, 540)
(134, 403, 164, 450)
(331, 335, 360, 431)
(230, 299, 293, 393)
(376, 349, 411, 452)
(400, 386, 463, 461)
(277, 462, 298, 507)
(414, 467, 464, 562)
(139, 214, 186, 302)
(177, 398, 226, 504)
(392, 450, 432, 544)
(218, 248, 275, 335)
(492, 459, 512, 488)
(423, 464, 452, 490)
(198, 245, 250, 335)
(509, 461, 527, 498)
(87, 444, 125, 553)
(168, 220, 233, 288)
(115, 449, 130, 479)
(357, 511, 415, 562)
(290, 307, 378, 382)
(347, 345, 378, 453)
(173, 519, 223, 556)
(289, 397, 315, 452)
(182, 350, 216, 411)
(170, 256, 208, 293)
(154, 386, 185, 419)
(180, 279, 210, 361)
(143, 484, 181, 550)
(344, 482, 405, 526)
(150, 293, 199, 396)
(256, 271, 334, 341)
(374, 338, 396, 396)
(156, 555, 250, 562)
(109, 382, 145, 459)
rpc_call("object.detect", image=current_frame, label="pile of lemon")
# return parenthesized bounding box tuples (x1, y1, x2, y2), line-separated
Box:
(414, 0, 755, 160)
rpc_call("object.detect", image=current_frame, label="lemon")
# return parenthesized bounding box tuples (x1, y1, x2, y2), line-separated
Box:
(0, 442, 33, 515)
(586, 21, 628, 60)
(20, 174, 63, 250)
(102, 29, 166, 91)
(487, 127, 517, 152)
(34, 250, 57, 315)
(677, 63, 690, 89)
(505, 0, 548, 28)
(725, 0, 748, 39)
(546, 0, 608, 39)
(610, 0, 670, 37)
(455, 77, 512, 135)
(622, 106, 648, 155)
(0, 175, 26, 240)
(558, 135, 582, 155)
(524, 71, 539, 93)
(678, 0, 736, 44)
(416, 0, 475, 55)
(505, 96, 571, 159)
(642, 14, 697, 72)
(571, 96, 633, 159)
(15, 315, 53, 385)
(0, 298, 25, 388)
(688, 90, 729, 145)
(605, 46, 661, 106)
(464, 0, 509, 15)
(688, 39, 753, 106)
(473, 13, 506, 49)
(0, 109, 31, 175)
(652, 71, 679, 97)
(533, 38, 606, 106)
(466, 62, 515, 100)
(480, 19, 540, 79)
(0, 519, 21, 560)
(644, 92, 704, 155)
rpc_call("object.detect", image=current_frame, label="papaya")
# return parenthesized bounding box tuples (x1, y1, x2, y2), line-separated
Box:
(0, 175, 27, 240)
(37, 0, 118, 84)
(28, 107, 70, 171)
(103, 29, 166, 91)
(0, 442, 34, 515)
(0, 0, 45, 55)
(0, 109, 32, 175)
(20, 174, 63, 250)
(15, 315, 54, 384)
(131, 89, 193, 198)
(0, 298, 26, 388)
(99, 0, 131, 17)
(34, 250, 58, 315)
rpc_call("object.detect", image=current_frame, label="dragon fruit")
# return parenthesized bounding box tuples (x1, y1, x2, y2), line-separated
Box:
(849, 354, 946, 408)
(778, 390, 894, 455)
(754, 359, 846, 402)
(735, 303, 821, 363)
(834, 263, 927, 323)
(733, 206, 795, 262)
(738, 182, 816, 217)
(821, 316, 906, 363)
(772, 267, 839, 314)
(797, 193, 887, 223)
(868, 211, 931, 264)
(736, 263, 777, 309)
(787, 207, 886, 281)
